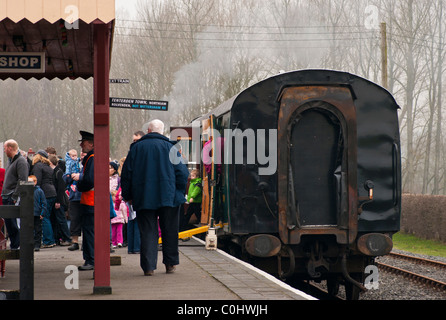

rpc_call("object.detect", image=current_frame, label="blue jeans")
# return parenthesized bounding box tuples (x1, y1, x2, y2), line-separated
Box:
(42, 197, 56, 245)
(127, 218, 140, 253)
(137, 207, 179, 272)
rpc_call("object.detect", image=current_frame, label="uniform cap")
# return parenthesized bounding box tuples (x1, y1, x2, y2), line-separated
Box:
(79, 131, 94, 142)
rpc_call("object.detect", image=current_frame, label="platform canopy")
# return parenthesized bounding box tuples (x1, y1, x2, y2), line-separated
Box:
(0, 0, 116, 295)
(0, 0, 115, 80)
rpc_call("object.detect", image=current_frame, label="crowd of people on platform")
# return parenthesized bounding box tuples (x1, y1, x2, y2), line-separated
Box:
(0, 119, 202, 276)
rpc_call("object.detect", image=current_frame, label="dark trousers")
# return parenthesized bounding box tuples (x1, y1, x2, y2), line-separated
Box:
(137, 206, 179, 272)
(127, 219, 140, 253)
(34, 216, 42, 249)
(2, 197, 20, 249)
(68, 201, 82, 237)
(80, 205, 94, 266)
(51, 206, 71, 243)
(180, 203, 202, 231)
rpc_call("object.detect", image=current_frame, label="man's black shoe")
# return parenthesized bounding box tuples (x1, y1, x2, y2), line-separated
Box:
(68, 243, 79, 251)
(78, 264, 94, 271)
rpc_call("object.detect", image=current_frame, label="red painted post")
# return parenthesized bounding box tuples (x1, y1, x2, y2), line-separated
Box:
(93, 22, 111, 295)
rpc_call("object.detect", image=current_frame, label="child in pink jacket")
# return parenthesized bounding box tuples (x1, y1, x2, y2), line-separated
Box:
(112, 187, 128, 248)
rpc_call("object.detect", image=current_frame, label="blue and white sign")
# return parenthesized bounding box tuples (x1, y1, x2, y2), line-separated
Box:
(0, 52, 45, 73)
(110, 97, 168, 111)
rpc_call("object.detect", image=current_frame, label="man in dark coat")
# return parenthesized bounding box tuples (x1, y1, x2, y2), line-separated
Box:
(1, 140, 29, 249)
(121, 120, 189, 276)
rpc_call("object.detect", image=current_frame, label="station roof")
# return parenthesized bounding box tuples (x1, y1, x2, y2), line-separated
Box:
(0, 0, 115, 80)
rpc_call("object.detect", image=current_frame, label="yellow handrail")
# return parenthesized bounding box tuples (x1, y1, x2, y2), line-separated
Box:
(158, 225, 210, 244)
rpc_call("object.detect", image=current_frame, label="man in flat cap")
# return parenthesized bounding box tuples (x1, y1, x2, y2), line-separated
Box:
(72, 131, 95, 270)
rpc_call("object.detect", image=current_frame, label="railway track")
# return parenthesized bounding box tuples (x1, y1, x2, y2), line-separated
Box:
(376, 252, 446, 291)
(387, 252, 446, 269)
(293, 252, 446, 300)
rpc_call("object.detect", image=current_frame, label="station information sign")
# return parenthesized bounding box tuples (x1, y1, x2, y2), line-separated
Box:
(110, 79, 130, 84)
(110, 97, 168, 111)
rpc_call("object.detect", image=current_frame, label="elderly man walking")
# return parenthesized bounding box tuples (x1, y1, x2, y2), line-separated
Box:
(121, 120, 189, 276)
(2, 140, 29, 249)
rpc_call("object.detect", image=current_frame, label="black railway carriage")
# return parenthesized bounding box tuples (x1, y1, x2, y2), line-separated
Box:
(173, 69, 401, 299)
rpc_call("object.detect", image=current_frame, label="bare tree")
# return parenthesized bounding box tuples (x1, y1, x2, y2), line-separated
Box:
(2, 0, 445, 191)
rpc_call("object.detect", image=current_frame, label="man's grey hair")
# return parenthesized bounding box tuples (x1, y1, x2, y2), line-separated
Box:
(4, 139, 19, 151)
(148, 119, 165, 135)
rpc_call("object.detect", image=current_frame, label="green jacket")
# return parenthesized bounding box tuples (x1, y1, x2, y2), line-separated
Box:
(187, 178, 202, 203)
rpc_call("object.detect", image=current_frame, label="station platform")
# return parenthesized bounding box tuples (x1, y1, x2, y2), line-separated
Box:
(0, 237, 315, 301)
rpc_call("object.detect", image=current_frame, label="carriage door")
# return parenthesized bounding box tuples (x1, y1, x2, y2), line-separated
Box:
(277, 86, 358, 245)
(201, 115, 219, 226)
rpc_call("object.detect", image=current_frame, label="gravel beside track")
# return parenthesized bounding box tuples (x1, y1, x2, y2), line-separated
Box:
(359, 249, 446, 300)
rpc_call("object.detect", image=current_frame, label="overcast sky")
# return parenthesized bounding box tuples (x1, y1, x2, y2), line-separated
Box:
(115, 0, 138, 19)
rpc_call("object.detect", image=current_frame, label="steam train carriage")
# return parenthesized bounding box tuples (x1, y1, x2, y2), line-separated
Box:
(172, 69, 401, 299)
